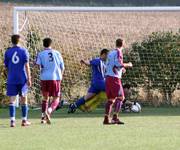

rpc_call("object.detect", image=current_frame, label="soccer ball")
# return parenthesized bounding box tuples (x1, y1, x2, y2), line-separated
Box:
(131, 102, 141, 113)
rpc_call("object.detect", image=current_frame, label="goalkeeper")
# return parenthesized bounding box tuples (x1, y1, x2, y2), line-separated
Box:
(68, 49, 109, 113)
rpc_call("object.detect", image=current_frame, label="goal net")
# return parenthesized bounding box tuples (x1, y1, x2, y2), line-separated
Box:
(13, 7, 180, 105)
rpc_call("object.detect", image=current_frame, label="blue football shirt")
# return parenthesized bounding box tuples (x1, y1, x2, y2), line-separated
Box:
(90, 57, 106, 84)
(4, 46, 29, 84)
(36, 49, 64, 80)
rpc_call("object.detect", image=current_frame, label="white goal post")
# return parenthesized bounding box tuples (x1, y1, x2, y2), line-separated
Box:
(13, 6, 180, 34)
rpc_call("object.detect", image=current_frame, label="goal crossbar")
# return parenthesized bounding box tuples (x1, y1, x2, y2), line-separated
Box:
(13, 6, 180, 34)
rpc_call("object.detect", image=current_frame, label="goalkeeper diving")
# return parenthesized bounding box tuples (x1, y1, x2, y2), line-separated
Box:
(68, 49, 109, 113)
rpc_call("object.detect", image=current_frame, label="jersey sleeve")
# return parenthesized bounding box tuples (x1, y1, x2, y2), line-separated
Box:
(58, 53, 65, 71)
(90, 58, 100, 66)
(36, 53, 41, 65)
(114, 51, 124, 68)
(24, 49, 29, 63)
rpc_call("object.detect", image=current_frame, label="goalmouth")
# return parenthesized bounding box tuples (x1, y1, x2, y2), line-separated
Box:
(12, 6, 180, 104)
(13, 6, 180, 34)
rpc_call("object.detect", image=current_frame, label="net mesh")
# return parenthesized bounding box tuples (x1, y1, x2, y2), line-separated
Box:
(17, 9, 180, 104)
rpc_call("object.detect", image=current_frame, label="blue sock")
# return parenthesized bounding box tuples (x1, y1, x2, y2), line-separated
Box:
(9, 103, 16, 121)
(21, 104, 28, 121)
(75, 97, 85, 108)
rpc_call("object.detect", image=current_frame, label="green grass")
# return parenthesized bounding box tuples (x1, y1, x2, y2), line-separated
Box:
(0, 107, 180, 150)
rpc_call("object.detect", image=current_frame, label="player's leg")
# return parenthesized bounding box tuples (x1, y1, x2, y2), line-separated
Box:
(45, 80, 61, 124)
(103, 76, 115, 125)
(55, 94, 64, 111)
(48, 97, 60, 114)
(19, 84, 31, 126)
(9, 96, 16, 127)
(7, 84, 18, 127)
(41, 81, 49, 124)
(68, 81, 106, 113)
(20, 96, 31, 126)
(68, 83, 99, 113)
(41, 95, 49, 124)
(45, 96, 60, 124)
(111, 97, 124, 124)
(85, 82, 106, 112)
(104, 98, 115, 124)
(68, 83, 98, 113)
(112, 79, 125, 125)
(68, 92, 96, 113)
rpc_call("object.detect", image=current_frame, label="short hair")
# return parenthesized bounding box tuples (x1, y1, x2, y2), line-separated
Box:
(11, 34, 20, 45)
(116, 38, 123, 47)
(100, 49, 109, 55)
(43, 38, 52, 47)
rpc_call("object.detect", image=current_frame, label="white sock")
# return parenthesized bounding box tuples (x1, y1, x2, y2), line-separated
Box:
(10, 117, 15, 121)
(22, 117, 27, 121)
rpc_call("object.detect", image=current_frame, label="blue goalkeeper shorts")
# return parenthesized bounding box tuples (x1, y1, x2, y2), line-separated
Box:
(88, 81, 105, 94)
(7, 83, 28, 97)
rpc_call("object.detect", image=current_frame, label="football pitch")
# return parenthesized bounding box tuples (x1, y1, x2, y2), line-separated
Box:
(0, 107, 180, 150)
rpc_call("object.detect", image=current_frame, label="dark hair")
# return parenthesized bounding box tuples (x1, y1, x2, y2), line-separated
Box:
(123, 84, 131, 89)
(43, 38, 52, 47)
(116, 38, 123, 47)
(100, 49, 109, 55)
(11, 34, 20, 45)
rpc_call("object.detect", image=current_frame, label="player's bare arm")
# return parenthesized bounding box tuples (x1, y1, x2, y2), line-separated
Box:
(123, 62, 133, 68)
(80, 60, 90, 66)
(25, 62, 32, 87)
(122, 68, 126, 74)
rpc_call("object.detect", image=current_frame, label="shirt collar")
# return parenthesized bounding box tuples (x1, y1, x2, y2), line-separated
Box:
(12, 44, 20, 48)
(99, 57, 105, 62)
(116, 47, 123, 51)
(44, 48, 52, 51)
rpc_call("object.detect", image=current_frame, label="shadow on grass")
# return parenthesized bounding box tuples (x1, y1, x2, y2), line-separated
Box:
(0, 107, 180, 119)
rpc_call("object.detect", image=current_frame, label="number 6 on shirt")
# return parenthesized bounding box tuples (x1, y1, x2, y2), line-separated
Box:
(12, 51, 20, 64)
